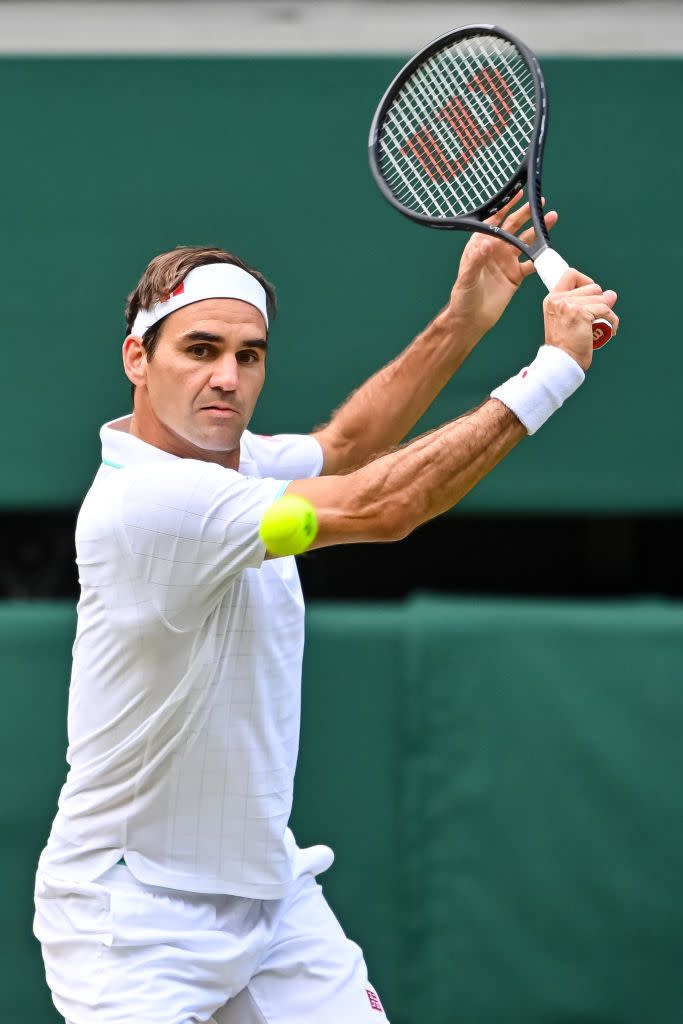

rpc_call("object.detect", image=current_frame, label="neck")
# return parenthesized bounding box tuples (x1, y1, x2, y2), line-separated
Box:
(128, 402, 242, 472)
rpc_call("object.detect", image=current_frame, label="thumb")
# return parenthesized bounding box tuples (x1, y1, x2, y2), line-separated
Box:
(458, 238, 492, 285)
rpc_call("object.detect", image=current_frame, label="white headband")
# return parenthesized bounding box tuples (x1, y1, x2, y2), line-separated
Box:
(131, 262, 269, 337)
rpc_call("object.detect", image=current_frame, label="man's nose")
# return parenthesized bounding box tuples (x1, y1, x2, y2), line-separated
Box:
(209, 354, 239, 392)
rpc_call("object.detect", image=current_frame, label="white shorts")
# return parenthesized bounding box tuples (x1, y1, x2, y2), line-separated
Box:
(34, 845, 389, 1024)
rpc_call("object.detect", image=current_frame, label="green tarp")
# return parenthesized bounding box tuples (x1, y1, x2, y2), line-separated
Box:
(3, 598, 682, 1022)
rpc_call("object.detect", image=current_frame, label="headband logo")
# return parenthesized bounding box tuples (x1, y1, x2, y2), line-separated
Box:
(159, 281, 185, 302)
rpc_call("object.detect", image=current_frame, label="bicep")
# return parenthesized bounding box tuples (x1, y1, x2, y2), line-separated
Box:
(310, 425, 360, 477)
(309, 426, 340, 476)
(312, 424, 393, 477)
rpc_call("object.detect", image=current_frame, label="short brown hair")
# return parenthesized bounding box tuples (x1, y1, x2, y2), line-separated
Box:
(125, 246, 276, 396)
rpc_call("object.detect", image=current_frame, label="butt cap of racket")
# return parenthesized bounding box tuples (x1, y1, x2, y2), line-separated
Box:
(591, 321, 613, 349)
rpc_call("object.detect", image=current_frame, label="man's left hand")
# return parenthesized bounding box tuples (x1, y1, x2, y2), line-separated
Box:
(445, 192, 558, 339)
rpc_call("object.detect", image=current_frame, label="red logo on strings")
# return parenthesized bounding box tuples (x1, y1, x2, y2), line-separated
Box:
(366, 989, 385, 1013)
(400, 66, 513, 182)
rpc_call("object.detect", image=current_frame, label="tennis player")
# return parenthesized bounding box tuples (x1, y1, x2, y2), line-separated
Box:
(33, 196, 618, 1024)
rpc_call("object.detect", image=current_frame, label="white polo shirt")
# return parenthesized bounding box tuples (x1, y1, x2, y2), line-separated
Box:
(38, 416, 324, 899)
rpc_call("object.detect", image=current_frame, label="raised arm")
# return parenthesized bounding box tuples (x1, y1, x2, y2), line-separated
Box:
(313, 195, 559, 475)
(289, 271, 618, 547)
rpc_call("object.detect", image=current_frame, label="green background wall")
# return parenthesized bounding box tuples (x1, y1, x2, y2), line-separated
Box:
(5, 598, 683, 1024)
(2, 54, 682, 1024)
(1, 57, 681, 511)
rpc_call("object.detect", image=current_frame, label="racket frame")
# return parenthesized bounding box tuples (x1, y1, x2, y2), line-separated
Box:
(368, 23, 551, 261)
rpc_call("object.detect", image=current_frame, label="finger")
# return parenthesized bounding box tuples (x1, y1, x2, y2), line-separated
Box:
(483, 190, 523, 226)
(454, 237, 495, 287)
(501, 197, 547, 235)
(586, 304, 620, 334)
(571, 270, 598, 288)
(563, 282, 604, 297)
(474, 238, 494, 263)
(544, 274, 598, 294)
(500, 200, 531, 233)
(459, 234, 493, 274)
(561, 285, 617, 303)
(563, 293, 614, 308)
(551, 268, 595, 291)
(557, 280, 617, 301)
(518, 210, 558, 247)
(583, 300, 619, 321)
(577, 289, 618, 307)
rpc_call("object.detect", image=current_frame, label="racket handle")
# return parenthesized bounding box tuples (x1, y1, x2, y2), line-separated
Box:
(534, 248, 613, 351)
(591, 318, 613, 349)
(534, 248, 569, 290)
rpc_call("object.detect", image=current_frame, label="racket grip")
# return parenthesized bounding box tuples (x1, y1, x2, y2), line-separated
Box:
(534, 248, 569, 291)
(534, 248, 613, 351)
(591, 318, 613, 349)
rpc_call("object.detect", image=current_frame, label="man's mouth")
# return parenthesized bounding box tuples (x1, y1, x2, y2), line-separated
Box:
(202, 405, 238, 415)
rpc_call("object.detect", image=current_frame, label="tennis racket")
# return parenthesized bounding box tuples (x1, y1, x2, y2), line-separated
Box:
(368, 24, 613, 349)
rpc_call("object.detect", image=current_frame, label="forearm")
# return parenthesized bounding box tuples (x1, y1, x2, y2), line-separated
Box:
(316, 309, 481, 472)
(352, 343, 584, 534)
(294, 398, 524, 547)
(358, 399, 523, 534)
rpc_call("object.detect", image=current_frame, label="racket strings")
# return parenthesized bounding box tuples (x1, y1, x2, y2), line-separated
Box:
(378, 35, 537, 219)
(382, 38, 533, 211)
(386, 42, 532, 211)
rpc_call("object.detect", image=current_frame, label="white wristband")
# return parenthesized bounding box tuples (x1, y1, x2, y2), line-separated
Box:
(490, 346, 585, 435)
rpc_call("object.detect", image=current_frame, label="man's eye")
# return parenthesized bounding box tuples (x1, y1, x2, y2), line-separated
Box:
(189, 345, 209, 358)
(238, 351, 258, 363)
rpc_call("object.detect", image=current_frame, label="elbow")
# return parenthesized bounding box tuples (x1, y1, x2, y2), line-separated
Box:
(372, 494, 416, 542)
(342, 466, 418, 542)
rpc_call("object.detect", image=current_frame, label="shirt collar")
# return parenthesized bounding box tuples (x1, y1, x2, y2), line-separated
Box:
(100, 415, 257, 475)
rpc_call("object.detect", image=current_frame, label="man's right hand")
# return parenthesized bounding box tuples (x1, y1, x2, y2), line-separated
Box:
(543, 269, 619, 372)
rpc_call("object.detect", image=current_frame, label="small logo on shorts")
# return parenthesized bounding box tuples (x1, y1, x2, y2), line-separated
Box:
(366, 989, 385, 1013)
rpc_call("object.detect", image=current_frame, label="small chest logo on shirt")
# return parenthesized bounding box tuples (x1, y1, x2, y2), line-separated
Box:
(366, 989, 385, 1013)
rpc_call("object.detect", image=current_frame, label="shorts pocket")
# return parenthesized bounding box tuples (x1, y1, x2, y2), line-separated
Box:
(34, 871, 113, 945)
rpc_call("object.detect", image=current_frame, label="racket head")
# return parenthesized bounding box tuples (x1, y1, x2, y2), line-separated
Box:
(368, 24, 549, 254)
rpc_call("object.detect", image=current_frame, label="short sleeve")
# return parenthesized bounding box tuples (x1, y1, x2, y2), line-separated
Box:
(116, 459, 285, 626)
(242, 432, 323, 480)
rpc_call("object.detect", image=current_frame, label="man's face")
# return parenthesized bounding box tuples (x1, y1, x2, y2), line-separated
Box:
(132, 298, 267, 459)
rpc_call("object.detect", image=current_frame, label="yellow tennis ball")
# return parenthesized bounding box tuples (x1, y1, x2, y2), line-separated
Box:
(259, 495, 319, 557)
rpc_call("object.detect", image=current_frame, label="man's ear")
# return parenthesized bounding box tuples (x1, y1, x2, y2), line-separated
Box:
(122, 335, 147, 389)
